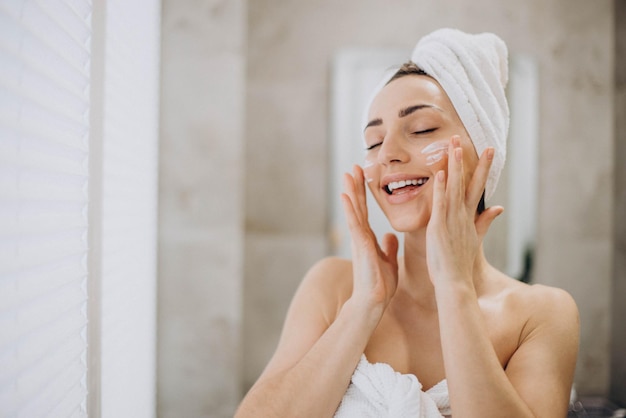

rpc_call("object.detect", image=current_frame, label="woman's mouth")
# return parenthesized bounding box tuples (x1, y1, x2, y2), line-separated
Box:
(384, 177, 429, 195)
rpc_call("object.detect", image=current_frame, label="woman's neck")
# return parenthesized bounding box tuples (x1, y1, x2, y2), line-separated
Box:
(397, 228, 491, 308)
(396, 229, 436, 309)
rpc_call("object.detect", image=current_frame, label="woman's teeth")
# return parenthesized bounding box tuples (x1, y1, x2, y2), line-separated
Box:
(385, 178, 428, 194)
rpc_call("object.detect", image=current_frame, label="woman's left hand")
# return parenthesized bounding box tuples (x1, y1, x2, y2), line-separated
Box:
(425, 135, 504, 286)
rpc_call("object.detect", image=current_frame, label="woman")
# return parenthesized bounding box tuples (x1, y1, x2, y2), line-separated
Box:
(236, 28, 579, 418)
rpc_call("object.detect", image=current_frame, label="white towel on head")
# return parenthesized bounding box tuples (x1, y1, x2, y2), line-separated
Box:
(411, 28, 509, 199)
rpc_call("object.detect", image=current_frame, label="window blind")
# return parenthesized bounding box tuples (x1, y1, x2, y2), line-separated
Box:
(0, 0, 92, 416)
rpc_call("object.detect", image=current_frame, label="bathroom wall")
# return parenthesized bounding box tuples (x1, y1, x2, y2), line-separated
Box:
(611, 0, 626, 405)
(243, 0, 614, 397)
(158, 0, 616, 415)
(158, 0, 246, 417)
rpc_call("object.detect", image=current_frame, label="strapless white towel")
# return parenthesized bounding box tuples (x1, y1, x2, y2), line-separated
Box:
(334, 355, 451, 418)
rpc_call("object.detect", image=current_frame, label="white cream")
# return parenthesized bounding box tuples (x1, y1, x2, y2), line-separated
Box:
(363, 158, 376, 183)
(421, 141, 449, 166)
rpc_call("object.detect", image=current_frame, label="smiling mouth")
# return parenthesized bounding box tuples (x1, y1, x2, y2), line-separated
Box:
(384, 178, 429, 195)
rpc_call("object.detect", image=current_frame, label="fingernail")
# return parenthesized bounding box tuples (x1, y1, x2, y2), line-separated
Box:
(487, 148, 495, 160)
(437, 170, 445, 182)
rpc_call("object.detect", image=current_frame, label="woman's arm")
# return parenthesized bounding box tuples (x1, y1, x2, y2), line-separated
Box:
(501, 285, 579, 417)
(235, 258, 381, 418)
(236, 166, 400, 417)
(435, 279, 579, 418)
(427, 138, 579, 417)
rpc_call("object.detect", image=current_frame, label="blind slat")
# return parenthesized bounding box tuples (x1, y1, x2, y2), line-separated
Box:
(0, 283, 86, 347)
(19, 2, 90, 68)
(0, 320, 85, 389)
(0, 0, 92, 416)
(0, 316, 86, 413)
(0, 165, 88, 203)
(0, 115, 88, 154)
(16, 358, 87, 416)
(0, 86, 89, 144)
(0, 229, 87, 276)
(0, 199, 87, 237)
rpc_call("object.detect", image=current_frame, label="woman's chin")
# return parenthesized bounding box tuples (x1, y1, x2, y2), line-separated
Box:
(387, 213, 430, 233)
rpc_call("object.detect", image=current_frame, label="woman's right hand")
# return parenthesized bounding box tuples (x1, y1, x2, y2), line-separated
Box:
(341, 165, 399, 315)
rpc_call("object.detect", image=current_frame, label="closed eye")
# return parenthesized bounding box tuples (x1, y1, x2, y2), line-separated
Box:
(413, 128, 438, 135)
(365, 142, 381, 151)
(365, 128, 437, 151)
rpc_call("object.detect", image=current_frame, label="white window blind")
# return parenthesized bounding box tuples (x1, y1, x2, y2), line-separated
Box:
(0, 0, 92, 416)
(0, 0, 160, 416)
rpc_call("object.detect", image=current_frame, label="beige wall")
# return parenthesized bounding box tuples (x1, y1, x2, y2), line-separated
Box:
(158, 0, 246, 417)
(159, 0, 616, 415)
(611, 0, 626, 404)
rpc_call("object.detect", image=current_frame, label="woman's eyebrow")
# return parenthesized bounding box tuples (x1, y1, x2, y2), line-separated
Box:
(364, 104, 442, 132)
(364, 118, 383, 132)
(398, 104, 441, 118)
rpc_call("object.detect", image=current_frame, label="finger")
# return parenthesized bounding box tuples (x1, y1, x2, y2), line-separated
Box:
(341, 192, 373, 251)
(381, 233, 399, 263)
(446, 136, 464, 214)
(430, 170, 447, 225)
(343, 172, 364, 224)
(340, 192, 360, 232)
(475, 205, 504, 241)
(353, 165, 369, 222)
(467, 147, 495, 210)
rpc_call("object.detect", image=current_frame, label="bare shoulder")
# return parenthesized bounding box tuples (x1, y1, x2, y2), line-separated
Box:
(520, 282, 579, 336)
(252, 257, 354, 384)
(503, 279, 579, 328)
(496, 278, 580, 416)
(489, 275, 580, 360)
(524, 283, 578, 312)
(297, 256, 354, 322)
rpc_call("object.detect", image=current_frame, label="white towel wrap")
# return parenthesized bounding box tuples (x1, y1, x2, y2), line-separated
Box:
(334, 355, 451, 418)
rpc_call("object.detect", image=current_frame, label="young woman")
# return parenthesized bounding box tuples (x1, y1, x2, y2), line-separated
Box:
(236, 28, 579, 418)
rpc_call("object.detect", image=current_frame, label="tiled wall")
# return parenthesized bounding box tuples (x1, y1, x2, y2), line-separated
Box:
(158, 0, 616, 415)
(611, 0, 626, 405)
(158, 0, 246, 416)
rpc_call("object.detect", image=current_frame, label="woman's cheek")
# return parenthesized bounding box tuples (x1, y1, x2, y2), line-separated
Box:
(420, 140, 449, 175)
(363, 157, 377, 184)
(424, 152, 449, 178)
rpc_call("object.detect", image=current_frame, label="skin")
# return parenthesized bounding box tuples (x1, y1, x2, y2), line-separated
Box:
(235, 75, 580, 418)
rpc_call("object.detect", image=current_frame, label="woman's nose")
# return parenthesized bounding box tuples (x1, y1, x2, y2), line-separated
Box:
(378, 133, 410, 165)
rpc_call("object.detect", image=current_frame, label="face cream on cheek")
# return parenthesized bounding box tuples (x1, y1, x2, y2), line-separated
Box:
(421, 141, 449, 166)
(363, 158, 376, 183)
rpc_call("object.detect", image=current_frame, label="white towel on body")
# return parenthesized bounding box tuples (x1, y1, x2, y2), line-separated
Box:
(334, 355, 451, 418)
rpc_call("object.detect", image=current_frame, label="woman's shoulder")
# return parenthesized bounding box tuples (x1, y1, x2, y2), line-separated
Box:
(500, 275, 577, 312)
(493, 272, 579, 333)
(485, 273, 579, 366)
(521, 282, 579, 327)
(297, 256, 354, 321)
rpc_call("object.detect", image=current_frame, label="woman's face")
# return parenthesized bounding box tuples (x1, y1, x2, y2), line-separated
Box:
(363, 74, 479, 232)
